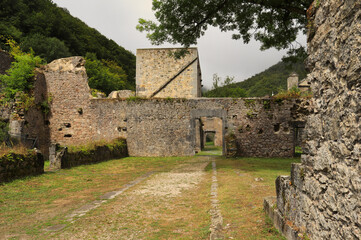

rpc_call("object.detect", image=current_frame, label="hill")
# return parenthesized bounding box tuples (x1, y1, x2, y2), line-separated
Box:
(0, 0, 135, 90)
(204, 60, 307, 97)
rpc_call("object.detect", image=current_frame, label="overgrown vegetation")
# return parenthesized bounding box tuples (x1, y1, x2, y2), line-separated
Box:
(126, 95, 145, 103)
(204, 60, 307, 98)
(273, 86, 312, 100)
(66, 138, 126, 154)
(0, 39, 43, 101)
(0, 143, 30, 157)
(0, 0, 136, 91)
(85, 53, 128, 95)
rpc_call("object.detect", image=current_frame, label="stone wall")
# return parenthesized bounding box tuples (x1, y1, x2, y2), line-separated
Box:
(266, 1, 361, 239)
(201, 117, 223, 147)
(32, 57, 309, 159)
(136, 48, 202, 98)
(0, 50, 12, 75)
(60, 138, 128, 169)
(0, 150, 44, 183)
(41, 57, 96, 146)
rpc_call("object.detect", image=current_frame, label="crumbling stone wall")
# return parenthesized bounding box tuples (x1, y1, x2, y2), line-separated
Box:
(0, 150, 44, 183)
(266, 1, 361, 239)
(136, 48, 202, 98)
(41, 57, 97, 146)
(36, 57, 306, 158)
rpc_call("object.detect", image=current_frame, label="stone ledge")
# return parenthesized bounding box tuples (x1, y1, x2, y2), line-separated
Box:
(264, 196, 300, 240)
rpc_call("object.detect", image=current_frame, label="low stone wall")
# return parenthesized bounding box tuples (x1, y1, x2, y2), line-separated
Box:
(0, 151, 44, 183)
(60, 138, 128, 169)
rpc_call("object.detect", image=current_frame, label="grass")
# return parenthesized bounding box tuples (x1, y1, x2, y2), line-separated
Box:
(196, 144, 223, 156)
(0, 143, 30, 157)
(216, 156, 299, 239)
(0, 156, 193, 238)
(0, 153, 299, 239)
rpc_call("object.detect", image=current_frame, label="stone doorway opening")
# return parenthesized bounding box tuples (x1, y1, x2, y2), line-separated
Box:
(193, 115, 226, 156)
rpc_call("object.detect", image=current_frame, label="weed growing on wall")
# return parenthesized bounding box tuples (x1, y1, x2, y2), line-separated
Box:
(273, 87, 312, 101)
(66, 138, 126, 154)
(126, 96, 145, 103)
(0, 38, 44, 101)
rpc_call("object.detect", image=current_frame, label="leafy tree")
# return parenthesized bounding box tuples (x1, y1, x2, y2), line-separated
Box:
(137, 0, 313, 58)
(21, 33, 71, 62)
(204, 74, 247, 98)
(85, 53, 127, 95)
(0, 39, 44, 100)
(0, 0, 136, 87)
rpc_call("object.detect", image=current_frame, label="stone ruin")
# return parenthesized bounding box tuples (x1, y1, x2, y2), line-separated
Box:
(136, 48, 202, 98)
(3, 1, 360, 237)
(0, 47, 310, 160)
(265, 0, 361, 239)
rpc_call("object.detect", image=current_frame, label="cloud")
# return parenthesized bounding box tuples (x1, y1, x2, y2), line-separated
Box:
(52, 0, 306, 88)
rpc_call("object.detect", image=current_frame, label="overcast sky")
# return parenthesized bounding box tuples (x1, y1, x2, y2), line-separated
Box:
(52, 0, 306, 89)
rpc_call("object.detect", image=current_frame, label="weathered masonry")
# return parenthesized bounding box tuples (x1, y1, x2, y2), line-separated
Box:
(265, 0, 361, 239)
(24, 56, 308, 159)
(136, 48, 202, 98)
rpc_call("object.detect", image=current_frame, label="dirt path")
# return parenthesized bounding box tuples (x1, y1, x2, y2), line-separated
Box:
(45, 156, 213, 239)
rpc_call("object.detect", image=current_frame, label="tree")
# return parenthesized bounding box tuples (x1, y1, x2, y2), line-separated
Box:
(21, 33, 71, 62)
(84, 53, 127, 95)
(137, 0, 313, 58)
(0, 39, 44, 100)
(204, 74, 247, 98)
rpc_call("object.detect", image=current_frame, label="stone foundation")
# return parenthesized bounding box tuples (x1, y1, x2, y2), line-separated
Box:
(0, 151, 44, 183)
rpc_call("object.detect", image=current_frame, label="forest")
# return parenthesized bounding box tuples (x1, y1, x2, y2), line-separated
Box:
(203, 60, 307, 98)
(0, 0, 136, 93)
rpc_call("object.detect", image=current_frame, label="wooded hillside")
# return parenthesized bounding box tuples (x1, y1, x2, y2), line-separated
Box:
(204, 60, 307, 97)
(0, 0, 136, 90)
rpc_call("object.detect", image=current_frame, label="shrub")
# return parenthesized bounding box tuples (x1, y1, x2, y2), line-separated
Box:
(0, 39, 44, 101)
(273, 87, 312, 100)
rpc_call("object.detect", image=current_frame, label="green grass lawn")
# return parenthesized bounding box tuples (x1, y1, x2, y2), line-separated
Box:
(0, 156, 193, 238)
(0, 154, 299, 239)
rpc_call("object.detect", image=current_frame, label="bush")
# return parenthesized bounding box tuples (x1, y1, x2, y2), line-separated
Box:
(85, 53, 127, 95)
(0, 39, 44, 100)
(272, 87, 312, 100)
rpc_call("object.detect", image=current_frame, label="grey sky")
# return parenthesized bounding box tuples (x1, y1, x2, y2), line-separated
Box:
(52, 0, 306, 89)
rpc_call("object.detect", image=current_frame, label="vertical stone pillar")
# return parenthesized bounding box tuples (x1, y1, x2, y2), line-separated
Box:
(287, 73, 299, 90)
(49, 144, 61, 170)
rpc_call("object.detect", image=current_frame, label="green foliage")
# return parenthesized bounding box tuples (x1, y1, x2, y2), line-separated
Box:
(0, 0, 135, 87)
(137, 0, 313, 60)
(67, 138, 126, 154)
(16, 92, 35, 112)
(39, 94, 52, 116)
(204, 74, 247, 98)
(0, 39, 44, 100)
(21, 33, 71, 63)
(273, 86, 312, 100)
(126, 96, 145, 103)
(85, 53, 127, 95)
(204, 60, 307, 97)
(91, 88, 106, 98)
(0, 120, 9, 142)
